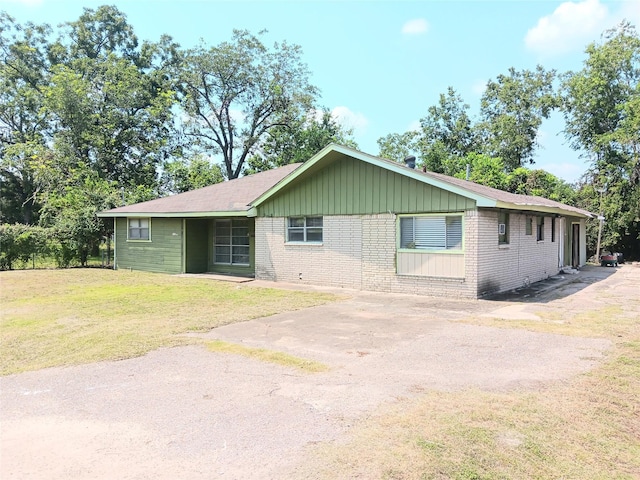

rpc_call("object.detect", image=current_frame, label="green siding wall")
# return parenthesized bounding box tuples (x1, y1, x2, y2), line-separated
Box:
(257, 157, 475, 217)
(186, 219, 209, 273)
(116, 217, 183, 274)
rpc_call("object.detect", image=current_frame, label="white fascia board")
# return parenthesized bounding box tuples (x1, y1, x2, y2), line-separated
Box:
(97, 210, 250, 218)
(493, 201, 594, 218)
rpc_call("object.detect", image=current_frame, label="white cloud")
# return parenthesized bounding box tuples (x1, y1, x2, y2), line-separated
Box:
(401, 18, 429, 35)
(471, 79, 487, 96)
(617, 0, 640, 27)
(407, 120, 421, 132)
(525, 0, 609, 56)
(330, 106, 369, 135)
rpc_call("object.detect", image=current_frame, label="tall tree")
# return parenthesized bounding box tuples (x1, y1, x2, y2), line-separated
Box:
(47, 5, 179, 188)
(505, 167, 576, 204)
(0, 13, 52, 223)
(377, 131, 420, 164)
(160, 154, 224, 195)
(419, 87, 478, 164)
(1, 7, 181, 265)
(178, 30, 318, 179)
(245, 109, 357, 173)
(479, 65, 558, 170)
(562, 21, 640, 258)
(377, 88, 477, 173)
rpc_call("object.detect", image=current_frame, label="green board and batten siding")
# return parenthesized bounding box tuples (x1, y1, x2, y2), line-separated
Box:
(115, 217, 184, 274)
(185, 219, 209, 273)
(257, 156, 475, 217)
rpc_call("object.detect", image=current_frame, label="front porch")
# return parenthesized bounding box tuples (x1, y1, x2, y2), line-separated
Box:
(185, 218, 255, 276)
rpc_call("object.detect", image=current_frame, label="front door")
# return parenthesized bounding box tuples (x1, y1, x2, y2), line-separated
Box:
(572, 223, 580, 268)
(212, 218, 254, 275)
(558, 217, 565, 267)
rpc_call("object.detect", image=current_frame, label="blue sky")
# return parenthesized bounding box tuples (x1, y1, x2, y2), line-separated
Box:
(2, 0, 639, 183)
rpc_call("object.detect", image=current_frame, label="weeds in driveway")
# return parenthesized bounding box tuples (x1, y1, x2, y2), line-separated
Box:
(206, 340, 329, 373)
(0, 269, 337, 375)
(290, 267, 640, 479)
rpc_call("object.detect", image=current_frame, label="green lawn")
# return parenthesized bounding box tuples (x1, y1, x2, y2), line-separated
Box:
(0, 269, 337, 375)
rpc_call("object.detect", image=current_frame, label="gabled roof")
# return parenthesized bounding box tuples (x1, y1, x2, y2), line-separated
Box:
(99, 163, 301, 218)
(251, 144, 498, 208)
(252, 144, 594, 218)
(99, 144, 593, 219)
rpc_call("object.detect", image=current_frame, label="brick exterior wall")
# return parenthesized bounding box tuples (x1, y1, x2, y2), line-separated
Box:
(255, 216, 363, 289)
(255, 210, 562, 299)
(475, 209, 560, 296)
(360, 213, 478, 298)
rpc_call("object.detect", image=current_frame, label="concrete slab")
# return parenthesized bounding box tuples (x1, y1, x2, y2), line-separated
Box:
(176, 273, 254, 283)
(481, 304, 542, 321)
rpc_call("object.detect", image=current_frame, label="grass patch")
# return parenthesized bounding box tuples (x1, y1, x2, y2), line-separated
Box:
(290, 268, 640, 479)
(295, 346, 640, 479)
(463, 304, 635, 339)
(206, 339, 329, 373)
(0, 269, 338, 375)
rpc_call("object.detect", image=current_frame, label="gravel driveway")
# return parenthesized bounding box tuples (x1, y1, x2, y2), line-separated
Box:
(0, 268, 621, 479)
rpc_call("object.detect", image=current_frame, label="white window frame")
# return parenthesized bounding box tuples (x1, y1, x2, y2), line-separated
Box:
(498, 211, 509, 245)
(537, 216, 545, 242)
(398, 213, 464, 253)
(526, 217, 533, 235)
(127, 217, 151, 241)
(286, 216, 323, 243)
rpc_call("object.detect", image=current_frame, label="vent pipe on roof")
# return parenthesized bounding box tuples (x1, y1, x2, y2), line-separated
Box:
(404, 155, 416, 169)
(466, 164, 471, 180)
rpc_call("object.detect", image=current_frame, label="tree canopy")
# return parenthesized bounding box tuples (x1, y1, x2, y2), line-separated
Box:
(0, 6, 638, 265)
(562, 21, 640, 258)
(178, 30, 319, 179)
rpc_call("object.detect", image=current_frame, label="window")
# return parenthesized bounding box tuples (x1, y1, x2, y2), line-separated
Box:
(128, 218, 150, 240)
(287, 217, 323, 243)
(537, 216, 545, 241)
(400, 215, 463, 251)
(498, 211, 509, 245)
(551, 217, 556, 242)
(526, 217, 533, 235)
(215, 219, 250, 265)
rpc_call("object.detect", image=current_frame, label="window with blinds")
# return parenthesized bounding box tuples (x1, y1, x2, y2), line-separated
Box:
(400, 215, 463, 251)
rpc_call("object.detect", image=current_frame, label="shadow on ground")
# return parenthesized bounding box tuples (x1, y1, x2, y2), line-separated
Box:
(486, 264, 624, 304)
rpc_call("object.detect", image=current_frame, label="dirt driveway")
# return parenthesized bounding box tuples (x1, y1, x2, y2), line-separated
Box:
(0, 266, 627, 479)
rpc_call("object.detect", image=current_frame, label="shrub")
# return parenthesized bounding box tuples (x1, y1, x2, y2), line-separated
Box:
(0, 224, 53, 270)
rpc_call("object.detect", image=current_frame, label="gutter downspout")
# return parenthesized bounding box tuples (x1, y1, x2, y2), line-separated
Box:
(113, 219, 117, 270)
(182, 219, 186, 274)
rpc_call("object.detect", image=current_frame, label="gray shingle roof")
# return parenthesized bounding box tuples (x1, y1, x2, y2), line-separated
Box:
(100, 144, 593, 219)
(101, 163, 301, 216)
(418, 169, 593, 217)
